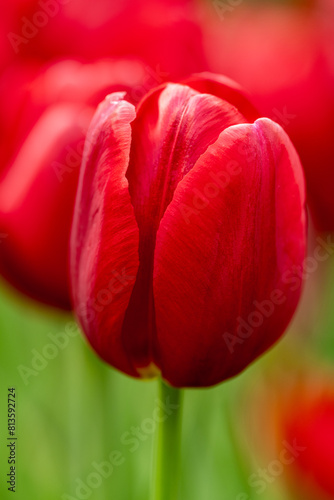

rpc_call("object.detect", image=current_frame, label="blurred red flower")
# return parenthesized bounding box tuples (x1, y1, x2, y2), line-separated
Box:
(201, 1, 334, 231)
(256, 370, 334, 500)
(0, 58, 147, 309)
(70, 74, 306, 387)
(5, 0, 207, 79)
(285, 386, 334, 500)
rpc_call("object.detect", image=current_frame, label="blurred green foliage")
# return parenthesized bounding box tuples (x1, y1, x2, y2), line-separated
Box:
(0, 257, 334, 500)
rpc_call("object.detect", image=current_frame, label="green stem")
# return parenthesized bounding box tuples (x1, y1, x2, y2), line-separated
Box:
(152, 379, 183, 500)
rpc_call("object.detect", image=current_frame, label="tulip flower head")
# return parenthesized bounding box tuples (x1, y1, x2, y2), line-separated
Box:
(71, 74, 307, 387)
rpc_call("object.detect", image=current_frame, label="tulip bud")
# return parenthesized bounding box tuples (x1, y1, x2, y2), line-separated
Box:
(70, 73, 306, 387)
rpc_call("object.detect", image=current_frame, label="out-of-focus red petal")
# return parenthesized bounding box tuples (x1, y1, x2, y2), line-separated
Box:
(121, 83, 248, 372)
(0, 103, 90, 309)
(70, 93, 140, 378)
(0, 58, 148, 310)
(183, 72, 260, 123)
(28, 59, 148, 107)
(153, 118, 306, 387)
(286, 398, 334, 498)
(14, 0, 207, 79)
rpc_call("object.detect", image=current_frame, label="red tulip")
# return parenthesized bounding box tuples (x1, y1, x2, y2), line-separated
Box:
(70, 74, 306, 387)
(259, 372, 334, 500)
(285, 389, 334, 500)
(7, 0, 207, 79)
(0, 0, 35, 71)
(200, 2, 334, 231)
(0, 58, 147, 309)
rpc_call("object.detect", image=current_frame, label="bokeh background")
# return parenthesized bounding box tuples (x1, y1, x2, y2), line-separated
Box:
(1, 0, 334, 499)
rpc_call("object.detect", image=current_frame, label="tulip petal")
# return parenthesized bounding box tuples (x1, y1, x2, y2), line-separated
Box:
(184, 72, 260, 123)
(128, 83, 249, 230)
(0, 103, 90, 309)
(71, 93, 140, 377)
(122, 83, 248, 371)
(153, 117, 306, 387)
